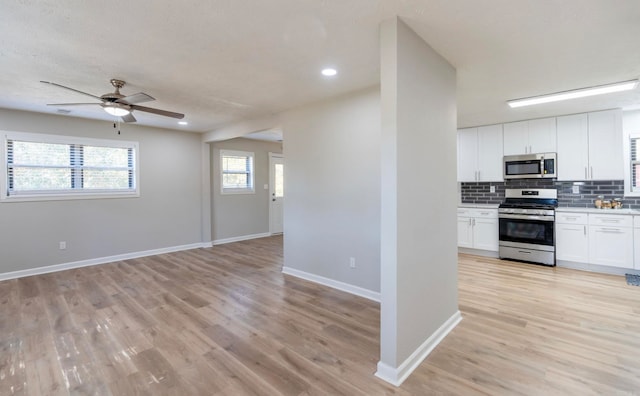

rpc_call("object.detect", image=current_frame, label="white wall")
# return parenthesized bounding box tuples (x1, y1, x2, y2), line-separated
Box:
(210, 138, 282, 241)
(0, 109, 205, 275)
(377, 17, 459, 384)
(282, 87, 381, 294)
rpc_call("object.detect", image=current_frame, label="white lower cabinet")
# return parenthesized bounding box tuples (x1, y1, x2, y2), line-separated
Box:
(555, 213, 588, 263)
(588, 226, 633, 268)
(457, 208, 498, 251)
(634, 216, 640, 270)
(556, 211, 635, 269)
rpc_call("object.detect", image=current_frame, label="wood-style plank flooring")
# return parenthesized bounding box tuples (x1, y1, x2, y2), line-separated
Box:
(1, 236, 640, 395)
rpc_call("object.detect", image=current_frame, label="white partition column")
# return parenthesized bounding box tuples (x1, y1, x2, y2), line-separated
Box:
(377, 17, 461, 386)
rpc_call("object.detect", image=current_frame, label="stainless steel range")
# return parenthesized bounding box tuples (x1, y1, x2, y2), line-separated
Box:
(498, 188, 558, 266)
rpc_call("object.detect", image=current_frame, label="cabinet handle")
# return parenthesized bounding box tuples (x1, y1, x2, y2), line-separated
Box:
(565, 216, 577, 220)
(472, 218, 476, 226)
(601, 219, 620, 223)
(478, 170, 481, 180)
(469, 218, 472, 226)
(590, 166, 594, 179)
(600, 228, 623, 233)
(480, 212, 490, 215)
(584, 167, 588, 180)
(584, 225, 586, 236)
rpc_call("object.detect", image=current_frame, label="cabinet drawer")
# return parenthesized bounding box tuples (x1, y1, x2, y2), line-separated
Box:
(556, 212, 588, 225)
(470, 209, 498, 219)
(457, 208, 472, 216)
(588, 214, 632, 227)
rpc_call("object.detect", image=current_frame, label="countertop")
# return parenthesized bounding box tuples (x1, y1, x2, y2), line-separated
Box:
(556, 207, 640, 215)
(458, 203, 499, 209)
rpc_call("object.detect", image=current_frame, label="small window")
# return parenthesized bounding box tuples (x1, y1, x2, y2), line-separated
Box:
(220, 149, 254, 194)
(1, 131, 138, 201)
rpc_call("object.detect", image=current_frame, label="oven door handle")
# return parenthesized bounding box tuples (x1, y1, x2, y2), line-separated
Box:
(498, 214, 555, 222)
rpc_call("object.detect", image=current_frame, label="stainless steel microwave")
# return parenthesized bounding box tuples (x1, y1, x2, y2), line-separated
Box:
(503, 153, 557, 179)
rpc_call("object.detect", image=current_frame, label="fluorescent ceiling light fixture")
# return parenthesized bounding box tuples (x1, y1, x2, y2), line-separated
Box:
(102, 103, 131, 116)
(321, 68, 337, 76)
(178, 121, 188, 125)
(507, 80, 639, 108)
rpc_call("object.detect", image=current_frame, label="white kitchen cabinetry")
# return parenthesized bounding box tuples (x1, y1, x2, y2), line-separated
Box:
(588, 214, 633, 269)
(503, 117, 556, 155)
(555, 212, 589, 263)
(457, 208, 498, 251)
(457, 125, 503, 182)
(588, 110, 623, 180)
(634, 216, 640, 270)
(556, 110, 623, 181)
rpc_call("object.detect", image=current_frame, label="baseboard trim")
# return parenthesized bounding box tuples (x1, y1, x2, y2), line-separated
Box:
(0, 242, 209, 282)
(212, 232, 271, 246)
(281, 266, 381, 302)
(556, 260, 640, 276)
(458, 247, 498, 258)
(375, 310, 463, 386)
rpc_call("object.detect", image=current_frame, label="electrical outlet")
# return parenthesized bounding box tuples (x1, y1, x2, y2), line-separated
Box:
(349, 257, 356, 268)
(572, 185, 580, 194)
(490, 185, 496, 193)
(59, 241, 66, 250)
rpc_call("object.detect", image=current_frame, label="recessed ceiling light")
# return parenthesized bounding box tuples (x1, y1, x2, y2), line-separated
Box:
(178, 121, 188, 125)
(507, 80, 639, 108)
(321, 68, 337, 76)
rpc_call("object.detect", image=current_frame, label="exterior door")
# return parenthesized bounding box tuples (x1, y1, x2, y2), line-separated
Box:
(269, 153, 284, 234)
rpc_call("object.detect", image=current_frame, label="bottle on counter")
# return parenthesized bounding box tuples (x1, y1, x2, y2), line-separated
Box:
(595, 195, 604, 209)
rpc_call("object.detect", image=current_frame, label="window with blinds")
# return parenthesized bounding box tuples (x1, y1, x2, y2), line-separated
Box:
(2, 132, 138, 201)
(632, 137, 640, 193)
(220, 149, 254, 194)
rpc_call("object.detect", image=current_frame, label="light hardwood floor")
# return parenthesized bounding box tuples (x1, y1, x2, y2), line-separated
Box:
(1, 236, 639, 395)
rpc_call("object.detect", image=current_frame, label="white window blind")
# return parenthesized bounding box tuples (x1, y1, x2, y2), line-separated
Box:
(2, 131, 138, 201)
(631, 137, 640, 193)
(220, 149, 254, 194)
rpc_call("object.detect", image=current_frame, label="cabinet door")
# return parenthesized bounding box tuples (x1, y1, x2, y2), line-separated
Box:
(588, 110, 623, 180)
(556, 114, 589, 181)
(477, 124, 504, 181)
(588, 226, 633, 268)
(457, 128, 478, 182)
(635, 228, 640, 270)
(503, 121, 529, 155)
(457, 217, 473, 248)
(556, 223, 588, 262)
(473, 217, 499, 251)
(528, 117, 557, 153)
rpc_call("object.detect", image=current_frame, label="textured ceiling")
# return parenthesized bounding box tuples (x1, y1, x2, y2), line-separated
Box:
(1, 1, 639, 133)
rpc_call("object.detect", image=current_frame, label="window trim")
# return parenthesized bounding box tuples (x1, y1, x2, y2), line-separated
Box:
(1, 131, 140, 202)
(220, 149, 255, 195)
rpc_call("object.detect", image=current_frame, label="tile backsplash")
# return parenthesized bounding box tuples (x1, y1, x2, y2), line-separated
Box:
(461, 179, 640, 209)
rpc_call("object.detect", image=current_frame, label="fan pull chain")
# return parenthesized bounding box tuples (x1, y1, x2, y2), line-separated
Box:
(113, 120, 121, 135)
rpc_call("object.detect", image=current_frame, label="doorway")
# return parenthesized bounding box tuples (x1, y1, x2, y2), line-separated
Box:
(269, 153, 284, 234)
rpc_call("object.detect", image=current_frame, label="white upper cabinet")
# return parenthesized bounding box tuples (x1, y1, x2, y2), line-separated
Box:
(457, 128, 478, 182)
(528, 117, 557, 153)
(457, 125, 503, 182)
(477, 124, 504, 181)
(557, 113, 589, 181)
(503, 121, 529, 155)
(503, 118, 557, 155)
(588, 109, 623, 180)
(557, 110, 623, 181)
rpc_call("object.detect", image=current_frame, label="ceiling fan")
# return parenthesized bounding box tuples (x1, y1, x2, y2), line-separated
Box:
(41, 79, 185, 123)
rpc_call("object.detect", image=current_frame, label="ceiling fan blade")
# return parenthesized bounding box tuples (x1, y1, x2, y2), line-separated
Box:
(121, 113, 137, 123)
(130, 104, 184, 119)
(47, 102, 101, 106)
(41, 81, 102, 100)
(116, 92, 155, 105)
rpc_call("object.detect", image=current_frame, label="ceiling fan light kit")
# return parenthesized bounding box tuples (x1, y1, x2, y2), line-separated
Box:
(507, 79, 639, 108)
(41, 79, 185, 123)
(102, 102, 131, 116)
